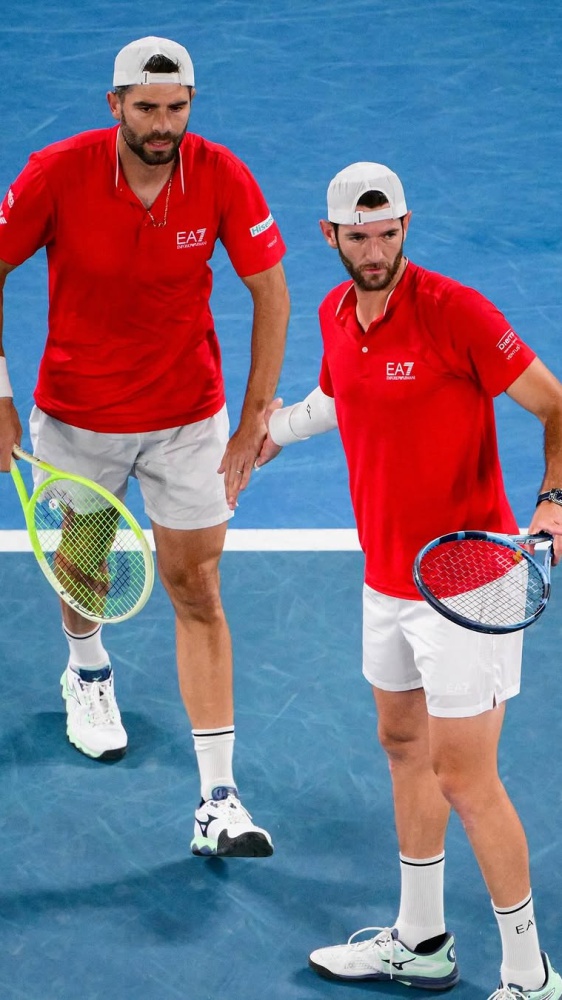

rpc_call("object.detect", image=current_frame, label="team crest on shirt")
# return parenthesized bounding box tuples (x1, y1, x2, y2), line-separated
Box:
(177, 228, 207, 249)
(386, 362, 415, 380)
(0, 187, 14, 224)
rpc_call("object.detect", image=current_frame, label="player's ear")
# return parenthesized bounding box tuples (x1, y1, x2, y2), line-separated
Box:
(319, 219, 338, 249)
(107, 91, 121, 121)
(401, 211, 413, 240)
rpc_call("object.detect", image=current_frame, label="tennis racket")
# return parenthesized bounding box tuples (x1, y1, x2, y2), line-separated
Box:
(10, 445, 154, 623)
(413, 530, 553, 634)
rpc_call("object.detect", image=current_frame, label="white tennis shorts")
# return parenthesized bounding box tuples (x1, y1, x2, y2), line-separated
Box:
(362, 584, 523, 718)
(29, 405, 233, 531)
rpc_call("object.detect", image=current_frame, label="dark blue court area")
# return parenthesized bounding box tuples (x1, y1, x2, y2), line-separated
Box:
(1, 1, 562, 998)
(1, 553, 561, 1000)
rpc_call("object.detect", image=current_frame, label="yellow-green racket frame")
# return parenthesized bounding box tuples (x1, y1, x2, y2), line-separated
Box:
(10, 444, 154, 623)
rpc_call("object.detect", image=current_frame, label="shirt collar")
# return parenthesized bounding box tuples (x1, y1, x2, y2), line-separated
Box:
(335, 259, 413, 320)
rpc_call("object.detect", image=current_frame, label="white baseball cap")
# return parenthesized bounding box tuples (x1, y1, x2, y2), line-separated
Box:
(113, 36, 195, 87)
(327, 162, 407, 225)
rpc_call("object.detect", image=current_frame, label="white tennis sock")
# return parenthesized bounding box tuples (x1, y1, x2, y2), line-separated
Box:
(64, 624, 110, 671)
(493, 893, 545, 991)
(394, 853, 446, 951)
(192, 727, 236, 801)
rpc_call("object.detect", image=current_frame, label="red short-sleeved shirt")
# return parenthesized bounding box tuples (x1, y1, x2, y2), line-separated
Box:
(318, 262, 536, 599)
(0, 126, 286, 432)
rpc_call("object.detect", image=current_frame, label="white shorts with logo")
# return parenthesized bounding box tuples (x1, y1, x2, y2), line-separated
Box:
(362, 584, 523, 718)
(29, 405, 233, 531)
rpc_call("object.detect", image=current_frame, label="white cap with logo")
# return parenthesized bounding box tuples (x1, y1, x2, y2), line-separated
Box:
(327, 162, 407, 225)
(113, 36, 195, 87)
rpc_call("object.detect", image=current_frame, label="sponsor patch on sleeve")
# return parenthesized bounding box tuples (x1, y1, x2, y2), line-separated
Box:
(250, 213, 274, 238)
(496, 327, 521, 361)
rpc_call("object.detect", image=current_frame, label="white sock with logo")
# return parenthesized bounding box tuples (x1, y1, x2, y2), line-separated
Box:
(493, 893, 545, 991)
(63, 624, 110, 671)
(192, 727, 235, 801)
(394, 853, 446, 951)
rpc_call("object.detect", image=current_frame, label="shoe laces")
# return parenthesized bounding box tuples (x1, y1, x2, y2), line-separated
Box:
(210, 794, 252, 825)
(76, 674, 118, 725)
(487, 988, 526, 999)
(347, 927, 397, 977)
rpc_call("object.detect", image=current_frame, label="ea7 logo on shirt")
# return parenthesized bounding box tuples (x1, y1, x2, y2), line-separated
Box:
(177, 229, 207, 249)
(496, 327, 520, 361)
(386, 362, 415, 380)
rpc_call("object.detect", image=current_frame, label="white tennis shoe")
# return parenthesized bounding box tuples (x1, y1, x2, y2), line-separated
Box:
(191, 785, 274, 857)
(487, 953, 562, 999)
(309, 926, 459, 990)
(61, 665, 128, 760)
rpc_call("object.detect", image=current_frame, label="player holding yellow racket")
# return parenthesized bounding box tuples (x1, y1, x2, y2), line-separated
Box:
(0, 34, 288, 857)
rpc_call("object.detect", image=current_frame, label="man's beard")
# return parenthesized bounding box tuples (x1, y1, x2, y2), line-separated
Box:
(120, 112, 186, 165)
(337, 243, 404, 292)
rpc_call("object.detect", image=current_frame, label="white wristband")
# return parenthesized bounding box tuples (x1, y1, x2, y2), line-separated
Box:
(269, 403, 306, 446)
(269, 386, 338, 446)
(0, 356, 13, 398)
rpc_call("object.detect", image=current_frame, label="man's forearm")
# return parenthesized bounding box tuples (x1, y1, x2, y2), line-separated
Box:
(239, 262, 290, 424)
(539, 414, 562, 491)
(269, 387, 338, 445)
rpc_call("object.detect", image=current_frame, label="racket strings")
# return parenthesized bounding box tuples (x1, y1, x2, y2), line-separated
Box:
(31, 478, 148, 620)
(419, 540, 546, 628)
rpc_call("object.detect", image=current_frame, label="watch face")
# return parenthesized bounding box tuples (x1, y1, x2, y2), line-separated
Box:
(550, 489, 562, 504)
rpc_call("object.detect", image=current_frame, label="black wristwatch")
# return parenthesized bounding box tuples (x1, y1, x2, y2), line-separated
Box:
(536, 488, 562, 507)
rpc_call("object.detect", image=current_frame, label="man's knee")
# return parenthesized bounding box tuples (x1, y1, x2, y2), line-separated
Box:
(431, 750, 500, 820)
(378, 721, 427, 768)
(160, 561, 223, 620)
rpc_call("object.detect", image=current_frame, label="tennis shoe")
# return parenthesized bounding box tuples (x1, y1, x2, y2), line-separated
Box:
(61, 665, 127, 761)
(487, 953, 562, 999)
(309, 926, 459, 990)
(191, 785, 273, 857)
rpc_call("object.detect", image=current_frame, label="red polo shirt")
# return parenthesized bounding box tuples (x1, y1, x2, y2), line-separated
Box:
(318, 262, 535, 599)
(0, 126, 285, 431)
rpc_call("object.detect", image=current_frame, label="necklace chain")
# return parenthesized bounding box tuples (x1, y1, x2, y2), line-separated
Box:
(146, 172, 174, 228)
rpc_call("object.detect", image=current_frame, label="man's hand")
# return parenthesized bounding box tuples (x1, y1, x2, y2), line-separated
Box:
(255, 397, 283, 469)
(218, 410, 268, 512)
(0, 397, 22, 472)
(218, 398, 286, 511)
(528, 502, 562, 566)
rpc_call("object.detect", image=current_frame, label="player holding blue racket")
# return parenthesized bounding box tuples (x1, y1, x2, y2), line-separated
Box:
(258, 163, 562, 997)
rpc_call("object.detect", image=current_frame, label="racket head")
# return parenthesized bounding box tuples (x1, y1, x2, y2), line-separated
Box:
(24, 471, 154, 623)
(413, 530, 551, 634)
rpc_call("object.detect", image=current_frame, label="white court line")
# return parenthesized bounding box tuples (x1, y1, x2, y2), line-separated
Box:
(0, 528, 362, 553)
(0, 529, 536, 554)
(224, 529, 361, 551)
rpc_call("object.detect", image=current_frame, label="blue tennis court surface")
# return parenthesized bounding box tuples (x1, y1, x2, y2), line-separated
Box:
(1, 2, 562, 998)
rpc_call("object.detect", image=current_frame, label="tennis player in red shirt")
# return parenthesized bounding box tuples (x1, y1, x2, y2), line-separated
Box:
(0, 36, 290, 858)
(258, 163, 562, 996)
